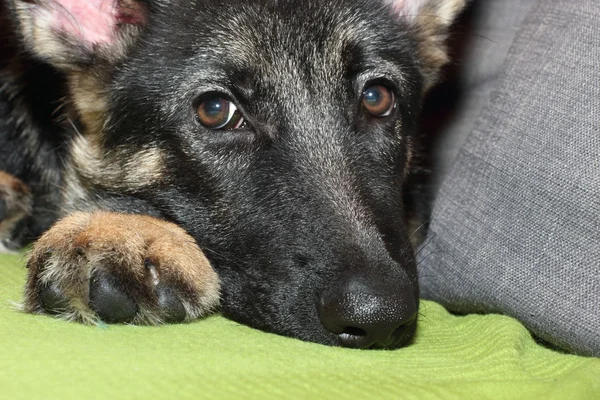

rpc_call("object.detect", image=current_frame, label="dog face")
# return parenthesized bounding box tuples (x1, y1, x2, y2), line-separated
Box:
(11, 0, 464, 348)
(111, 0, 425, 347)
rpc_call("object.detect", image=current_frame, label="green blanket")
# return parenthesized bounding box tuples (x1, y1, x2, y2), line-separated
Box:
(1, 252, 598, 399)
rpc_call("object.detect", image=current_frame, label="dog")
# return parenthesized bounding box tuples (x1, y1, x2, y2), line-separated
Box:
(0, 0, 464, 349)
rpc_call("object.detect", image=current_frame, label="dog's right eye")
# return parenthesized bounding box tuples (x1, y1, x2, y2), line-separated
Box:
(195, 97, 245, 130)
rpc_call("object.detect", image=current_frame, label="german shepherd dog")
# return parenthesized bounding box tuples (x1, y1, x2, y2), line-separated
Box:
(0, 0, 464, 349)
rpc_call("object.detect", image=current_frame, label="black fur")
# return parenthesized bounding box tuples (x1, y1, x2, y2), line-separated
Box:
(104, 0, 422, 344)
(0, 1, 65, 244)
(0, 0, 460, 348)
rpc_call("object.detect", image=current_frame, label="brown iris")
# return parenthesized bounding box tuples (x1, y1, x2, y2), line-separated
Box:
(196, 97, 245, 129)
(361, 85, 395, 117)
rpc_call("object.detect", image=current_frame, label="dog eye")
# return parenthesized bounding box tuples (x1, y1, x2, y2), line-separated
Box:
(361, 85, 395, 117)
(196, 97, 245, 129)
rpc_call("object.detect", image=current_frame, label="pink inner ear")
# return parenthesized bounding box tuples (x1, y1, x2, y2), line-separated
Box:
(387, 0, 429, 19)
(49, 0, 144, 46)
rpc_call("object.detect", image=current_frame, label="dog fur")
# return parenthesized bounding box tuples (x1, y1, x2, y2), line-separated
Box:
(0, 0, 464, 348)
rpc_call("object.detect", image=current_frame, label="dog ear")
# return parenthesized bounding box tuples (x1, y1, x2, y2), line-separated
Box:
(10, 0, 149, 70)
(384, 0, 466, 90)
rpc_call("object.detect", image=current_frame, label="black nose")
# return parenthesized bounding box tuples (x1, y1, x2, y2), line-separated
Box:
(318, 276, 417, 349)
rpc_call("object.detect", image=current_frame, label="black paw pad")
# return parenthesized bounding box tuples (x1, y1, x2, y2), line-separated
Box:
(40, 283, 69, 314)
(89, 271, 137, 323)
(156, 284, 186, 323)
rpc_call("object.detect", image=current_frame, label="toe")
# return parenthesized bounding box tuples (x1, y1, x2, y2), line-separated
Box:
(89, 270, 137, 323)
(40, 283, 69, 314)
(156, 284, 186, 323)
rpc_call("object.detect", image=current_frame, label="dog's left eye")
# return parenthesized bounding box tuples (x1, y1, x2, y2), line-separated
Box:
(196, 97, 245, 130)
(361, 85, 396, 117)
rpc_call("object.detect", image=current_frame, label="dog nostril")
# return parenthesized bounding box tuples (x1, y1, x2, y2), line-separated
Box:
(333, 314, 416, 349)
(337, 326, 371, 349)
(318, 279, 418, 349)
(341, 326, 367, 337)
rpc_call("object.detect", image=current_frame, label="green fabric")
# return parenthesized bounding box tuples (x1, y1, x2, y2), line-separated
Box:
(1, 253, 599, 400)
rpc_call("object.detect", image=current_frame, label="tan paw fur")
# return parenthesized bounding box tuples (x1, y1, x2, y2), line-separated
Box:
(24, 211, 220, 324)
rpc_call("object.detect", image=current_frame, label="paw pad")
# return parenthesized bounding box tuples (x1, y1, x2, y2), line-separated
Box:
(89, 270, 138, 323)
(40, 283, 69, 314)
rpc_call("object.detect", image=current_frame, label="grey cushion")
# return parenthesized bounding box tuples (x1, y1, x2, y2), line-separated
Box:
(418, 0, 600, 357)
(430, 0, 537, 181)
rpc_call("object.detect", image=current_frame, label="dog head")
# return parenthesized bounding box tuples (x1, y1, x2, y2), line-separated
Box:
(12, 0, 464, 348)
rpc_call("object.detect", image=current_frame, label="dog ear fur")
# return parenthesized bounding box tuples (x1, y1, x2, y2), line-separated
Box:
(12, 0, 465, 86)
(10, 0, 148, 70)
(384, 0, 466, 90)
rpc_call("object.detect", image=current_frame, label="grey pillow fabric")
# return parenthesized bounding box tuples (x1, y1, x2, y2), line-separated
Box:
(418, 0, 600, 357)
(430, 0, 537, 182)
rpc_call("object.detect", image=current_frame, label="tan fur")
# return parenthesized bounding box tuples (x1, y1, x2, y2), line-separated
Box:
(12, 2, 69, 68)
(24, 211, 221, 324)
(11, 1, 163, 192)
(11, 0, 142, 70)
(0, 170, 29, 193)
(66, 67, 165, 192)
(0, 171, 33, 252)
(68, 71, 111, 141)
(59, 164, 92, 213)
(409, 0, 466, 91)
(70, 135, 166, 191)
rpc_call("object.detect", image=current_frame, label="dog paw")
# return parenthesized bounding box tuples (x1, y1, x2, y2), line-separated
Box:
(23, 211, 220, 324)
(0, 171, 32, 253)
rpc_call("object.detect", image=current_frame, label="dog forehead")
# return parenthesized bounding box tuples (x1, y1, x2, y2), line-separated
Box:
(205, 7, 368, 58)
(160, 1, 394, 63)
(171, 0, 409, 92)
